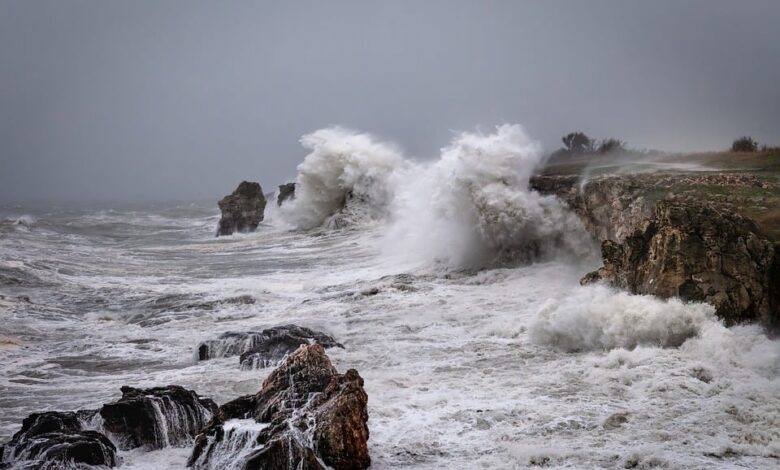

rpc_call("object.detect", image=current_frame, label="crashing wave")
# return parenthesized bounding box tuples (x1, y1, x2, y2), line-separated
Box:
(530, 285, 716, 351)
(384, 124, 593, 268)
(278, 127, 407, 230)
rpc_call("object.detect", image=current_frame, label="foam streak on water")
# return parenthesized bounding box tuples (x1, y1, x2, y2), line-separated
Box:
(1, 126, 778, 469)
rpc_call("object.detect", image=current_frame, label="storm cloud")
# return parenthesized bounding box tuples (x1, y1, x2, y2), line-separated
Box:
(1, 0, 778, 203)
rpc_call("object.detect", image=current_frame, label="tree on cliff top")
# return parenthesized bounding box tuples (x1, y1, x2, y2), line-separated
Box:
(562, 132, 594, 154)
(731, 136, 758, 152)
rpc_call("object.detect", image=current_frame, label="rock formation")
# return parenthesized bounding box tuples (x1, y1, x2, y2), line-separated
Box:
(100, 385, 217, 451)
(0, 411, 117, 468)
(582, 201, 780, 327)
(189, 343, 370, 470)
(277, 182, 296, 206)
(197, 324, 344, 369)
(532, 174, 780, 329)
(217, 181, 266, 236)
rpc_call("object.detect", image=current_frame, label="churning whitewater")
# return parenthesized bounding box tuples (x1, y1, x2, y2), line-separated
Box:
(1, 125, 778, 469)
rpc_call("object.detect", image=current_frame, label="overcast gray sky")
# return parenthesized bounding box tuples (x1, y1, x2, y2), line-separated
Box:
(1, 1, 779, 204)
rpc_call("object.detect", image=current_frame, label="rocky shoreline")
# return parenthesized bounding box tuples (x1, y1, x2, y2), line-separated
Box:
(0, 328, 367, 470)
(531, 170, 780, 331)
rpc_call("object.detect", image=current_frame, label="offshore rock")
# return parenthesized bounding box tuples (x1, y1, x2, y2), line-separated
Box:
(583, 201, 780, 328)
(277, 182, 296, 206)
(99, 385, 217, 451)
(0, 411, 117, 468)
(189, 344, 369, 470)
(197, 324, 343, 370)
(217, 181, 266, 236)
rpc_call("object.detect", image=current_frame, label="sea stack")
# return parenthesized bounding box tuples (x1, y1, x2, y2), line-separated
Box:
(216, 181, 266, 236)
(277, 182, 296, 206)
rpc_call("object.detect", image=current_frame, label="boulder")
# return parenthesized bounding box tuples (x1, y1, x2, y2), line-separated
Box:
(217, 181, 266, 236)
(189, 344, 369, 470)
(277, 182, 296, 206)
(583, 201, 780, 328)
(0, 411, 117, 468)
(197, 325, 343, 370)
(99, 385, 217, 450)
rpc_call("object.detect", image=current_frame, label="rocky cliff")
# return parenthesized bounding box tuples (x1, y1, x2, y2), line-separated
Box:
(531, 171, 780, 330)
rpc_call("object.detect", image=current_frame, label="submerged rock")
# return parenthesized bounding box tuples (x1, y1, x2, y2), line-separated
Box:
(277, 182, 296, 206)
(189, 344, 370, 470)
(217, 181, 266, 237)
(583, 201, 780, 328)
(197, 324, 343, 369)
(0, 411, 117, 468)
(99, 385, 217, 450)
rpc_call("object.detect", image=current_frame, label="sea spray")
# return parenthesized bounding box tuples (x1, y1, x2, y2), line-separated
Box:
(384, 124, 592, 268)
(278, 127, 407, 230)
(531, 284, 716, 351)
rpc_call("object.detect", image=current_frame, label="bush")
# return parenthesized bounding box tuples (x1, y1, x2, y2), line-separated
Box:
(597, 138, 626, 154)
(561, 132, 594, 154)
(731, 136, 758, 152)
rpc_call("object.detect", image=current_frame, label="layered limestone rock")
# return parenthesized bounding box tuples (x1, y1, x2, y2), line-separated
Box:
(217, 181, 267, 236)
(531, 173, 779, 329)
(582, 201, 779, 327)
(189, 344, 369, 470)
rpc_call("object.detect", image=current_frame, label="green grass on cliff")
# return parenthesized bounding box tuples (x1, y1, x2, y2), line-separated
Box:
(538, 151, 780, 241)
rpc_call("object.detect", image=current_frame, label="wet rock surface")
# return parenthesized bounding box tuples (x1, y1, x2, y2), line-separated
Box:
(277, 182, 296, 206)
(189, 344, 370, 470)
(582, 201, 780, 328)
(532, 173, 780, 330)
(217, 181, 267, 236)
(100, 385, 217, 451)
(0, 411, 117, 468)
(197, 324, 343, 369)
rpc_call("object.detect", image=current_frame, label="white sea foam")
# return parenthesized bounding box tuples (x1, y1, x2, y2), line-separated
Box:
(384, 124, 592, 268)
(278, 127, 407, 230)
(531, 284, 716, 351)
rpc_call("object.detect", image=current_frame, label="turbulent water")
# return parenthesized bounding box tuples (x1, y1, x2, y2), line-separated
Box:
(1, 126, 779, 469)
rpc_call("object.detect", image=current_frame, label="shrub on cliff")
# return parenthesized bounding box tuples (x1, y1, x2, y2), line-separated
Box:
(596, 138, 626, 154)
(561, 132, 594, 154)
(731, 136, 758, 152)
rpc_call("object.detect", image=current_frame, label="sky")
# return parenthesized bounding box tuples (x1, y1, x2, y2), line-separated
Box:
(1, 1, 779, 204)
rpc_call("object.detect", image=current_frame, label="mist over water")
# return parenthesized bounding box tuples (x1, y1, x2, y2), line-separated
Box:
(1, 125, 779, 468)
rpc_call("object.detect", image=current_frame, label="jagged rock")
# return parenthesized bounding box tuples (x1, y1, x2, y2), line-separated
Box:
(99, 385, 217, 450)
(197, 325, 343, 370)
(217, 181, 266, 236)
(583, 201, 780, 328)
(0, 411, 117, 468)
(189, 344, 369, 470)
(277, 182, 296, 206)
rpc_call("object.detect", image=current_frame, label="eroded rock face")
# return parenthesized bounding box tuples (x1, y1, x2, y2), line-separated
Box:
(189, 344, 369, 470)
(217, 181, 266, 236)
(0, 411, 117, 468)
(277, 182, 296, 206)
(197, 324, 343, 370)
(583, 201, 780, 328)
(100, 385, 217, 450)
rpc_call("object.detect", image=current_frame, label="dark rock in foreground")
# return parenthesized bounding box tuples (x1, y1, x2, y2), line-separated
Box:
(0, 411, 117, 468)
(197, 324, 344, 370)
(100, 385, 217, 451)
(217, 181, 266, 237)
(189, 344, 369, 470)
(583, 201, 780, 328)
(277, 182, 296, 206)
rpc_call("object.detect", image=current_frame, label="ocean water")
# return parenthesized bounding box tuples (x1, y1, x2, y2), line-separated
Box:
(1, 125, 778, 469)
